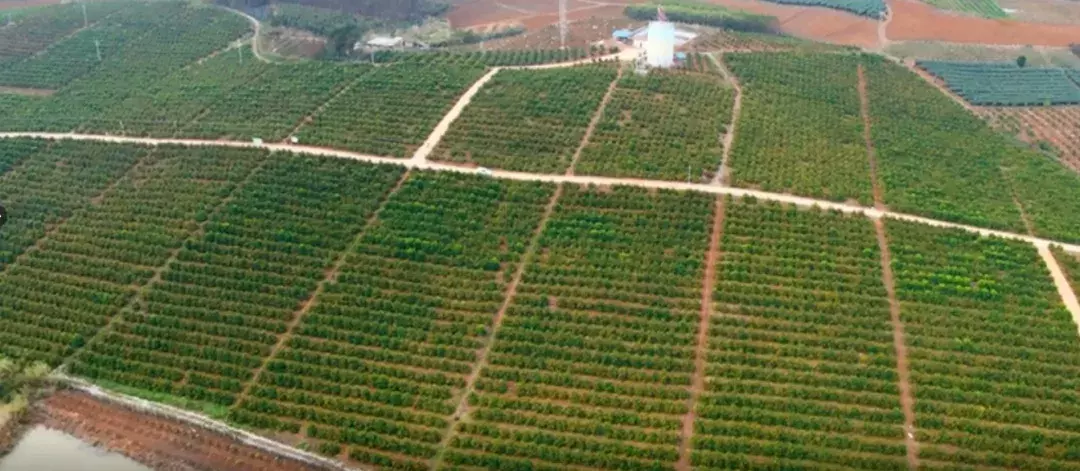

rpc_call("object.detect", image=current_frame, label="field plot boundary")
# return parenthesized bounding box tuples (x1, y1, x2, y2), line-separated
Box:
(676, 196, 726, 471)
(1040, 244, 1080, 336)
(51, 372, 355, 471)
(857, 64, 886, 209)
(565, 66, 623, 176)
(2, 132, 1080, 257)
(58, 151, 272, 373)
(231, 169, 413, 407)
(430, 182, 565, 469)
(410, 68, 501, 163)
(874, 218, 919, 467)
(706, 54, 742, 185)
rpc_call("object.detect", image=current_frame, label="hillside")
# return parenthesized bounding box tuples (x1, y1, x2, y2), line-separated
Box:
(3, 1, 1080, 470)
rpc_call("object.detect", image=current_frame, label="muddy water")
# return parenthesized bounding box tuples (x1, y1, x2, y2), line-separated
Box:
(0, 425, 150, 471)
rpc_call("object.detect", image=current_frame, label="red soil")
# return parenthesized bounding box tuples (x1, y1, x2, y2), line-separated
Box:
(448, 0, 601, 29)
(0, 0, 59, 10)
(887, 0, 1080, 46)
(33, 391, 324, 471)
(706, 0, 881, 48)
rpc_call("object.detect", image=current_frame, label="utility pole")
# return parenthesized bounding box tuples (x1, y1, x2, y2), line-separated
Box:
(94, 39, 101, 61)
(81, 2, 87, 28)
(559, 0, 567, 50)
(238, 46, 243, 64)
(687, 164, 691, 183)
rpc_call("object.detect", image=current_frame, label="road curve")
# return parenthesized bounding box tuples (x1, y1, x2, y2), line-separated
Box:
(2, 131, 1080, 255)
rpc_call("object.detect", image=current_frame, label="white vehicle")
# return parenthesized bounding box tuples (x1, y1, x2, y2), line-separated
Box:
(477, 167, 493, 177)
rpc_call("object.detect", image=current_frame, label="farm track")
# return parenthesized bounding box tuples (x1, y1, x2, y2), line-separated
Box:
(59, 153, 272, 372)
(431, 182, 565, 469)
(566, 66, 623, 176)
(232, 169, 413, 409)
(874, 218, 919, 469)
(5, 132, 1080, 256)
(1044, 245, 1080, 337)
(856, 64, 886, 210)
(676, 196, 726, 471)
(411, 68, 501, 164)
(707, 53, 742, 185)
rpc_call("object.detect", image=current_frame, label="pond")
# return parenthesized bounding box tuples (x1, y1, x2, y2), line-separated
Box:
(0, 425, 150, 471)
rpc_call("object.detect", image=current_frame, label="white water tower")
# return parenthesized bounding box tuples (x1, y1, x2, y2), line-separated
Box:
(645, 21, 675, 68)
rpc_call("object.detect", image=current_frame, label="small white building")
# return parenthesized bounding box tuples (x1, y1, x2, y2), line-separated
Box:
(366, 36, 404, 48)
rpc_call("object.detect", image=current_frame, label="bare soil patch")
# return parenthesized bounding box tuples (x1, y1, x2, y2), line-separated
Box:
(703, 0, 880, 48)
(31, 390, 323, 471)
(448, 0, 600, 29)
(0, 0, 59, 11)
(978, 106, 1080, 174)
(857, 64, 886, 210)
(463, 16, 645, 51)
(0, 86, 54, 97)
(263, 27, 325, 59)
(998, 0, 1080, 26)
(873, 219, 919, 469)
(887, 0, 1080, 46)
(676, 196, 725, 471)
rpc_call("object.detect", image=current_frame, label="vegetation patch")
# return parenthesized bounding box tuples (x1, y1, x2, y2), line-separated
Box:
(726, 52, 874, 205)
(695, 198, 906, 469)
(575, 69, 734, 181)
(887, 221, 1080, 468)
(448, 185, 713, 470)
(626, 0, 777, 33)
(231, 172, 554, 470)
(433, 65, 618, 173)
(918, 60, 1080, 106)
(298, 63, 485, 157)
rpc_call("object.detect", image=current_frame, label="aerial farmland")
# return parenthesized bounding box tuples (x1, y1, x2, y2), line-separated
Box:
(2, 0, 1080, 469)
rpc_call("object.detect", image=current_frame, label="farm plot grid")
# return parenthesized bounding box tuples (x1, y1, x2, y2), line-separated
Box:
(444, 185, 714, 471)
(231, 173, 555, 470)
(574, 70, 734, 181)
(694, 199, 906, 470)
(862, 57, 1027, 233)
(917, 61, 1080, 106)
(432, 65, 618, 173)
(978, 106, 1080, 172)
(180, 61, 365, 142)
(0, 2, 190, 90)
(886, 221, 1080, 469)
(23, 5, 251, 133)
(0, 1, 128, 63)
(296, 64, 487, 157)
(1000, 148, 1080, 244)
(0, 140, 144, 272)
(726, 52, 875, 206)
(0, 145, 260, 366)
(71, 154, 403, 408)
(87, 45, 272, 137)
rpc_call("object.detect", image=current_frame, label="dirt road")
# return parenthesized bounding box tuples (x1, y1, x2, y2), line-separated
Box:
(3, 131, 1080, 257)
